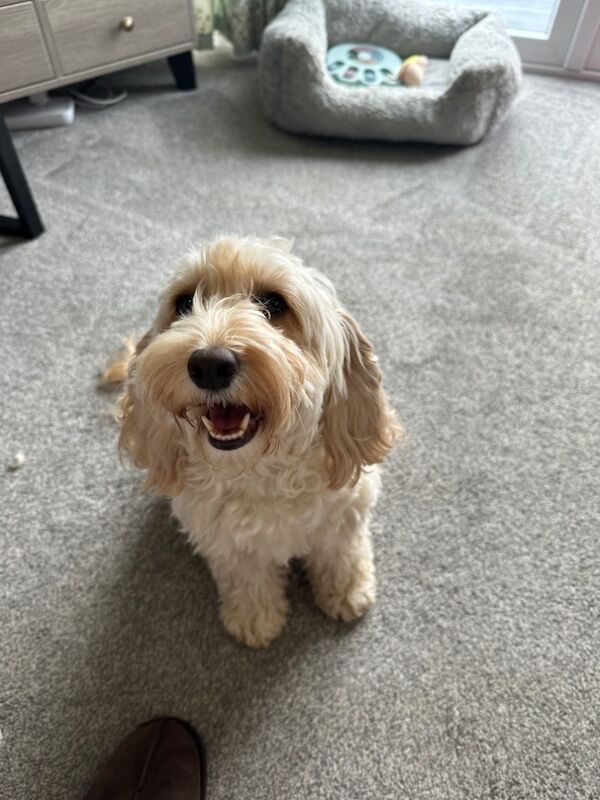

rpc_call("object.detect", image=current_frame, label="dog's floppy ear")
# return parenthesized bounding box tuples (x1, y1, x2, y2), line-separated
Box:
(322, 311, 402, 490)
(118, 332, 186, 497)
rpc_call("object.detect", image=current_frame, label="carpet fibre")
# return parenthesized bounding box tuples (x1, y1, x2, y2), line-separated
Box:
(1, 51, 599, 799)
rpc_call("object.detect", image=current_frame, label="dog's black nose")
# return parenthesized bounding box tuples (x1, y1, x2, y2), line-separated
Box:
(187, 347, 239, 391)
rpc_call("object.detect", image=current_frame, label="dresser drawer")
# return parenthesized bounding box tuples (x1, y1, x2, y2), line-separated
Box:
(43, 0, 193, 76)
(0, 2, 55, 94)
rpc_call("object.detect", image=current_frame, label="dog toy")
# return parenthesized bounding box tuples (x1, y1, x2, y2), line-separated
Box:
(327, 43, 401, 86)
(398, 55, 429, 87)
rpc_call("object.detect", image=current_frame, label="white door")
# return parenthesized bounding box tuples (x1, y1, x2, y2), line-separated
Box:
(434, 0, 600, 78)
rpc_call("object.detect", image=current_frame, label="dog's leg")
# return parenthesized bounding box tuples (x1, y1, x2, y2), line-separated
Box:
(307, 472, 379, 623)
(307, 522, 376, 623)
(208, 555, 289, 648)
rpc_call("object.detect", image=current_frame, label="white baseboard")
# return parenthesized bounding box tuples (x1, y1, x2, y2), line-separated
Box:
(523, 62, 600, 81)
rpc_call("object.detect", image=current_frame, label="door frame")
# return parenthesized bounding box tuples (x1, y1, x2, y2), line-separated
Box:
(513, 0, 600, 78)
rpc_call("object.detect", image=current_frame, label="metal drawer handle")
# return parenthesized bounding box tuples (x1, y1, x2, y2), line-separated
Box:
(119, 16, 134, 32)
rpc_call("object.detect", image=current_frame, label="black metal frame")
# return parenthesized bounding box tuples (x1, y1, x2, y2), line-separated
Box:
(0, 112, 44, 240)
(168, 51, 197, 91)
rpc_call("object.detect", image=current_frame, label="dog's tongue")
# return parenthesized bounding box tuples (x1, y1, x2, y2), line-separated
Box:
(208, 404, 248, 431)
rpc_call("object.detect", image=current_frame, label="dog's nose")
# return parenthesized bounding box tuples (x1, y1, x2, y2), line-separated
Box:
(187, 347, 239, 391)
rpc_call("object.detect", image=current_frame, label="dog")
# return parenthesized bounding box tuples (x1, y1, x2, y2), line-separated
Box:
(105, 237, 401, 647)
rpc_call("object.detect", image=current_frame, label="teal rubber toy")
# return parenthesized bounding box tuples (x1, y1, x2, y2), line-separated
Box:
(326, 43, 401, 87)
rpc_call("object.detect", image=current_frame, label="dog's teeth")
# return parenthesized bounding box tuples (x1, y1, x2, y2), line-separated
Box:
(200, 412, 252, 441)
(212, 431, 244, 441)
(201, 415, 215, 434)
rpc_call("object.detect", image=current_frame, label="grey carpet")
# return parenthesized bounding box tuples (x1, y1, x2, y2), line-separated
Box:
(1, 50, 599, 799)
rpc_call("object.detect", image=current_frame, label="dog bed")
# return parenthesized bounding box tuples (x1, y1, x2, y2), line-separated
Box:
(259, 0, 522, 145)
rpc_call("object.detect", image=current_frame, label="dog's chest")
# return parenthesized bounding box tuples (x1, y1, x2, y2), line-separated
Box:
(173, 466, 334, 562)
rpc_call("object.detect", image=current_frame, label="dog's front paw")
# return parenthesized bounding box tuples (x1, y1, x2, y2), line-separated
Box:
(314, 576, 376, 623)
(220, 601, 288, 648)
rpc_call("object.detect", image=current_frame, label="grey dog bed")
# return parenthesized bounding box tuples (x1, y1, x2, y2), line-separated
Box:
(259, 0, 522, 145)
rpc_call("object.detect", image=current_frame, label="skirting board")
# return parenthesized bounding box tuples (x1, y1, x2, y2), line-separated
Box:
(523, 62, 600, 81)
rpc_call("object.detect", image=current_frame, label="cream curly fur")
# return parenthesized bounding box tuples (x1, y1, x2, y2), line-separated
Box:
(106, 237, 401, 647)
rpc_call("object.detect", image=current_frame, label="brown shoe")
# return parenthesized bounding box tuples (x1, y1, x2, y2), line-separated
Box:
(84, 717, 206, 799)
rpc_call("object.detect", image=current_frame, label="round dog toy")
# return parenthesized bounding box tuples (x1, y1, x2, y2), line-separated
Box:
(327, 43, 401, 86)
(398, 55, 429, 87)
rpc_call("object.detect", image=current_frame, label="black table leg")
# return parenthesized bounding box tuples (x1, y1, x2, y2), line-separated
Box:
(0, 112, 44, 240)
(168, 51, 197, 91)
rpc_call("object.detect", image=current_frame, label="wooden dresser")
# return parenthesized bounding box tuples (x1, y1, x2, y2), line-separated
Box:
(0, 0, 196, 103)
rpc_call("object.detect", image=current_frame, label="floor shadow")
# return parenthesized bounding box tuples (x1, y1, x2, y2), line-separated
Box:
(27, 491, 353, 797)
(0, 236, 27, 250)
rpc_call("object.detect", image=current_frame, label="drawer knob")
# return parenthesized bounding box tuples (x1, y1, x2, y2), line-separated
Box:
(119, 15, 134, 32)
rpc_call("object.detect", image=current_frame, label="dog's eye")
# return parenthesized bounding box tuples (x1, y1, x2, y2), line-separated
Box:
(254, 292, 288, 318)
(175, 293, 194, 316)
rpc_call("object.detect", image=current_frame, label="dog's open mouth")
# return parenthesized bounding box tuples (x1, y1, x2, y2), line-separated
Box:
(200, 404, 259, 450)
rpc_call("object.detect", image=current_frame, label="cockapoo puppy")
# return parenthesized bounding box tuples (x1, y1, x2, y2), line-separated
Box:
(106, 237, 401, 647)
